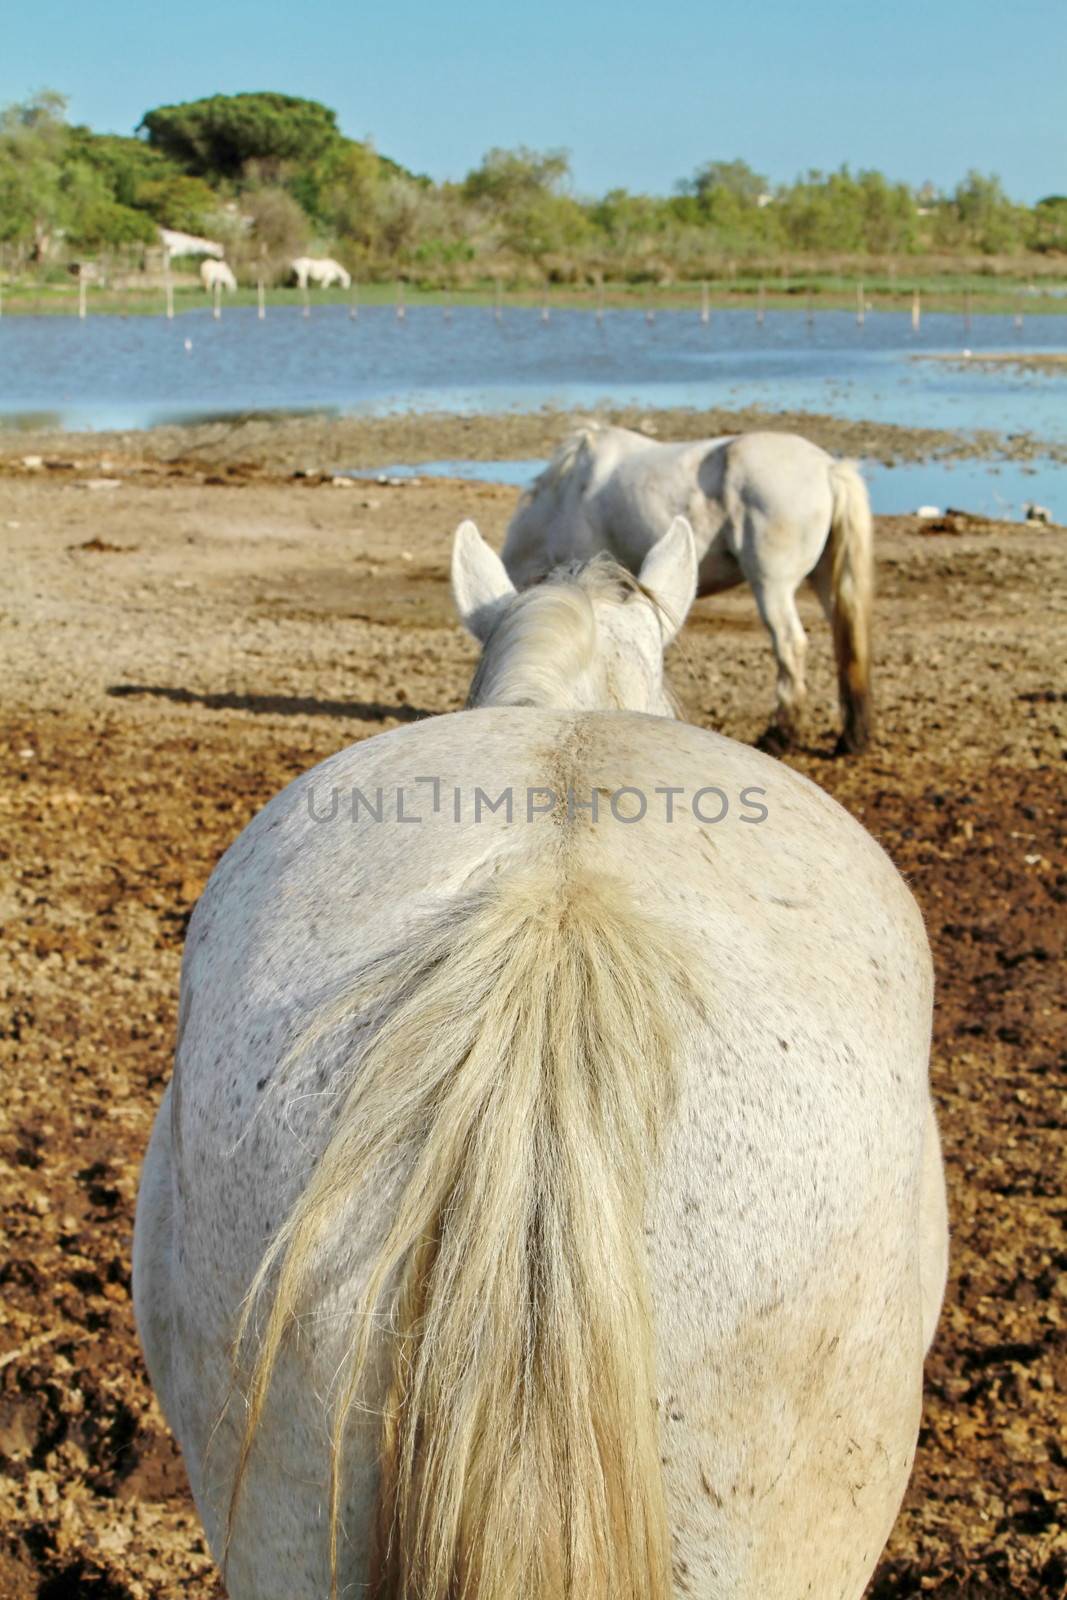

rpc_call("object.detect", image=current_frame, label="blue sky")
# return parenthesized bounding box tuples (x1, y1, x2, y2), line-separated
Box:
(3, 0, 1064, 202)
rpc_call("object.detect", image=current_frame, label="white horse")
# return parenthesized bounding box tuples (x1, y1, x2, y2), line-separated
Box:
(291, 255, 352, 290)
(133, 518, 946, 1600)
(504, 422, 876, 753)
(200, 259, 238, 293)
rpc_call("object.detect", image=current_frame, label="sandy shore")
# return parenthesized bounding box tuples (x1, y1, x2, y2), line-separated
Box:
(3, 401, 1067, 478)
(0, 459, 1065, 1598)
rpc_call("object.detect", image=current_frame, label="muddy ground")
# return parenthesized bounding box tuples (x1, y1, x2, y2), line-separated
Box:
(0, 423, 1064, 1598)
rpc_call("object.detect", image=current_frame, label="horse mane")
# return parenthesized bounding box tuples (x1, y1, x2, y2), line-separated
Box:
(466, 554, 657, 710)
(503, 422, 606, 575)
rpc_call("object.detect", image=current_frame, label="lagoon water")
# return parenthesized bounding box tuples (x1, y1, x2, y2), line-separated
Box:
(1, 304, 1065, 516)
(348, 455, 1062, 520)
(1, 304, 1065, 434)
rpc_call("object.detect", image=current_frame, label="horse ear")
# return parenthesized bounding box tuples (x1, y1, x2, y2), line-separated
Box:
(451, 521, 517, 642)
(638, 516, 698, 641)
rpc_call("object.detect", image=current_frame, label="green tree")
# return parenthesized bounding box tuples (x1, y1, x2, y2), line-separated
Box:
(1030, 195, 1067, 252)
(0, 91, 68, 254)
(138, 92, 342, 181)
(949, 170, 1022, 252)
(682, 158, 768, 207)
(462, 146, 571, 208)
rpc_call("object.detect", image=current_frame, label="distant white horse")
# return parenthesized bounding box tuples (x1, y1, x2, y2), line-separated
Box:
(504, 423, 875, 753)
(199, 259, 237, 293)
(291, 255, 352, 290)
(134, 518, 945, 1600)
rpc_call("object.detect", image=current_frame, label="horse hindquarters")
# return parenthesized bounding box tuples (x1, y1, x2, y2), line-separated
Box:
(919, 1100, 949, 1351)
(132, 1088, 178, 1445)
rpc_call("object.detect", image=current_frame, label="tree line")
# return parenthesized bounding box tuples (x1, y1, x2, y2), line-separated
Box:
(2, 90, 1064, 285)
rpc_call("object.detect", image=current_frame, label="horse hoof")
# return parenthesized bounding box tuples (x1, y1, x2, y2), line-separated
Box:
(833, 730, 870, 757)
(756, 725, 792, 756)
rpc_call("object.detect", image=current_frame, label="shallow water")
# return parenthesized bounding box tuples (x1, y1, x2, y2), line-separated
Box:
(350, 454, 1065, 521)
(1, 305, 1065, 442)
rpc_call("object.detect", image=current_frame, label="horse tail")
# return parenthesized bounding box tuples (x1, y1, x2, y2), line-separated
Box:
(229, 865, 697, 1600)
(827, 459, 875, 753)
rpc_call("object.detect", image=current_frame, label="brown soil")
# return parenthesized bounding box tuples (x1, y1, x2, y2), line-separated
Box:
(1, 435, 1064, 1598)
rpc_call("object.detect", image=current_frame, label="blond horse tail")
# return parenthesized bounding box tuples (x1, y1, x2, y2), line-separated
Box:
(229, 866, 700, 1600)
(827, 459, 875, 753)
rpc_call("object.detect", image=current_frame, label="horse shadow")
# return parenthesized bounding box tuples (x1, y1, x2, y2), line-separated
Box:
(106, 684, 440, 722)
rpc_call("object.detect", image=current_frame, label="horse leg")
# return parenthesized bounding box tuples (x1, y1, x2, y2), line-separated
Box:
(751, 578, 809, 751)
(808, 545, 834, 624)
(919, 1099, 949, 1353)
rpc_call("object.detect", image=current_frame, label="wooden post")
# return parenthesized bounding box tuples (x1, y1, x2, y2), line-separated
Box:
(1014, 293, 1023, 332)
(911, 288, 921, 331)
(856, 281, 865, 325)
(213, 279, 221, 320)
(700, 280, 709, 324)
(78, 268, 87, 320)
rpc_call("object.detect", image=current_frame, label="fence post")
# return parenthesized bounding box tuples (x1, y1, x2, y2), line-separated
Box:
(911, 288, 921, 331)
(78, 267, 88, 320)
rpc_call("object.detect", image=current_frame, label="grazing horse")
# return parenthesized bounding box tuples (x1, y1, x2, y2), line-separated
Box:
(199, 259, 238, 293)
(503, 422, 876, 753)
(133, 518, 945, 1600)
(291, 255, 352, 290)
